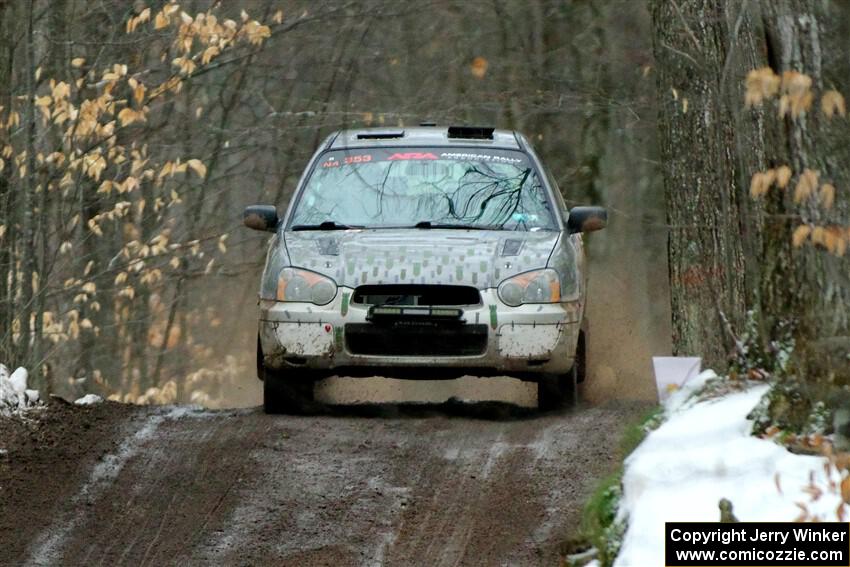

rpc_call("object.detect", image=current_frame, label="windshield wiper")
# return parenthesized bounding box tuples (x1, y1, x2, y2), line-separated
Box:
(413, 221, 502, 230)
(291, 221, 362, 231)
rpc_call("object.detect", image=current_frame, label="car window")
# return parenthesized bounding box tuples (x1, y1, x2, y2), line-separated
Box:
(289, 148, 558, 231)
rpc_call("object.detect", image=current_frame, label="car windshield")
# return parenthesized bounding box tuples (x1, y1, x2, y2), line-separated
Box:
(289, 148, 558, 231)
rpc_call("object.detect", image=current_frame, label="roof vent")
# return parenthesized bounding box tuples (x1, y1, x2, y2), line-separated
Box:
(447, 126, 495, 140)
(356, 130, 404, 140)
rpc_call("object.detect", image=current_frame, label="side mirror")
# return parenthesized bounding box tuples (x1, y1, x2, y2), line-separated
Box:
(243, 205, 279, 232)
(566, 206, 607, 234)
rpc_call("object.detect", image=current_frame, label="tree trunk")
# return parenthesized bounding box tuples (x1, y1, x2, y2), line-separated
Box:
(650, 0, 753, 370)
(0, 0, 15, 363)
(652, 0, 850, 419)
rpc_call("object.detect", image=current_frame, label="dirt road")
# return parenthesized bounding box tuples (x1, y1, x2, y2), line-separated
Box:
(0, 396, 648, 566)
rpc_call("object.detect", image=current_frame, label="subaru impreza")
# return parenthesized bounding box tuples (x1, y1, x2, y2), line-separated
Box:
(244, 125, 606, 412)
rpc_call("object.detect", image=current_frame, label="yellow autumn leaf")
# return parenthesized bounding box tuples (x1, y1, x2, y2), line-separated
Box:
(811, 226, 827, 247)
(187, 158, 207, 178)
(133, 83, 146, 105)
(122, 176, 140, 193)
(792, 225, 811, 248)
(820, 183, 836, 210)
(273, 10, 284, 24)
(821, 89, 846, 118)
(793, 168, 819, 203)
(778, 94, 790, 117)
(744, 67, 780, 107)
(782, 70, 812, 95)
(201, 46, 220, 65)
(87, 218, 103, 236)
(776, 165, 792, 188)
(158, 161, 174, 178)
(470, 56, 488, 79)
(836, 235, 848, 257)
(118, 107, 145, 126)
(71, 57, 86, 68)
(52, 81, 70, 100)
(154, 11, 170, 30)
(749, 170, 775, 198)
(824, 227, 842, 255)
(172, 56, 196, 75)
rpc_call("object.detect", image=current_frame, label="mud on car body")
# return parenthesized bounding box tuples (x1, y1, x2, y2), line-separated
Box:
(244, 125, 606, 413)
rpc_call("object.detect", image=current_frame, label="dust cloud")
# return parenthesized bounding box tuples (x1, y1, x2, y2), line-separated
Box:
(583, 249, 671, 403)
(316, 375, 537, 408)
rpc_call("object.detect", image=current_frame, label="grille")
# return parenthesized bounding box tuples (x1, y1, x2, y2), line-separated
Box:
(345, 323, 488, 356)
(352, 285, 481, 306)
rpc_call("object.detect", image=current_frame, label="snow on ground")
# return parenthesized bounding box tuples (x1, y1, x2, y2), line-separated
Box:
(615, 373, 843, 567)
(74, 393, 103, 406)
(0, 363, 39, 416)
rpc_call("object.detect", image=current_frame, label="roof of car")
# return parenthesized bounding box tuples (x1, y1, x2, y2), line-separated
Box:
(327, 126, 523, 150)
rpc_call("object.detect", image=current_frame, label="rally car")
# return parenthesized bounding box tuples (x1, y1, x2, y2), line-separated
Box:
(244, 125, 606, 412)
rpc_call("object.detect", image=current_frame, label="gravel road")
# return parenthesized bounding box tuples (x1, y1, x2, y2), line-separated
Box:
(0, 395, 649, 566)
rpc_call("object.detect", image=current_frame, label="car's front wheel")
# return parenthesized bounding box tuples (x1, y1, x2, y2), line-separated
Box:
(537, 365, 578, 411)
(263, 368, 315, 414)
(258, 336, 315, 414)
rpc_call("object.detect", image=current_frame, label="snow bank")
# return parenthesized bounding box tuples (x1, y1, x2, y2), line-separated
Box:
(615, 380, 843, 567)
(0, 363, 40, 416)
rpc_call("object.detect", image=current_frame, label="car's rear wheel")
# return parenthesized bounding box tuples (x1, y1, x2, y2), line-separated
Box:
(537, 365, 578, 411)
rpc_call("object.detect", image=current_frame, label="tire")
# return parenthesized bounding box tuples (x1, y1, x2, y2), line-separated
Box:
(575, 329, 587, 384)
(537, 364, 578, 411)
(263, 368, 315, 414)
(257, 336, 315, 414)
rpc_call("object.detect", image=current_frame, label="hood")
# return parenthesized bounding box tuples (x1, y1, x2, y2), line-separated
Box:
(282, 229, 559, 289)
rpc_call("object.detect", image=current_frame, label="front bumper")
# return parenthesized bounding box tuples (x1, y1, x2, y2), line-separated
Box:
(258, 288, 581, 378)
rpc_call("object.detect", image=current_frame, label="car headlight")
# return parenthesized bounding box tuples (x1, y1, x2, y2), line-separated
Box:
(498, 269, 561, 307)
(276, 268, 337, 305)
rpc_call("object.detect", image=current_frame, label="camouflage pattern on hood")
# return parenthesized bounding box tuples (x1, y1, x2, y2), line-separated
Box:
(282, 229, 559, 289)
